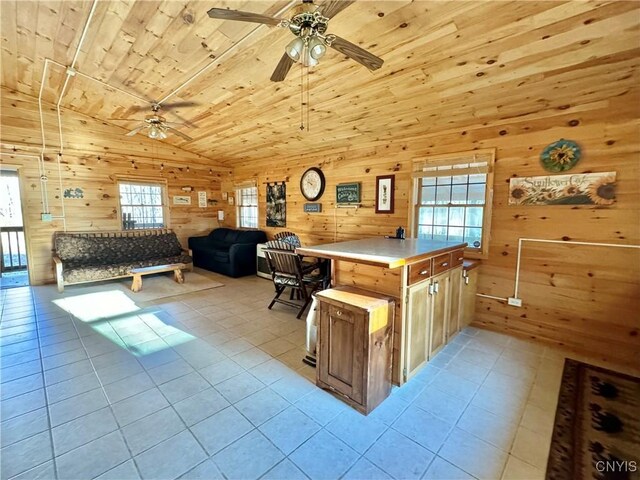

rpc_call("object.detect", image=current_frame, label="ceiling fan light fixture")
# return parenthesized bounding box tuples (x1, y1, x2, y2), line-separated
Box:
(285, 37, 305, 62)
(302, 47, 319, 67)
(308, 36, 326, 60)
(148, 124, 167, 140)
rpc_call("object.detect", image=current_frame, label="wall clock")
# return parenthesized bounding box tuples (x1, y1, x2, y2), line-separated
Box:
(300, 167, 326, 201)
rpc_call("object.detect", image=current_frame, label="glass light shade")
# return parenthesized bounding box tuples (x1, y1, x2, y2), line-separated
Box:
(285, 37, 305, 62)
(148, 125, 161, 139)
(308, 37, 326, 60)
(302, 47, 319, 67)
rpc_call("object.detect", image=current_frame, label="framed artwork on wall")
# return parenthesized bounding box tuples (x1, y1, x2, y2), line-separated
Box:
(266, 182, 286, 227)
(375, 175, 395, 214)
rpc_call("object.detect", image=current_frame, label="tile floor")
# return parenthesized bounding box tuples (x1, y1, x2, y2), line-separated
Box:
(0, 270, 578, 480)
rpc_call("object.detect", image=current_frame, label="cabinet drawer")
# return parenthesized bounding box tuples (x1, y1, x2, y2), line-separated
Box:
(433, 253, 451, 274)
(408, 258, 432, 285)
(451, 249, 465, 268)
(328, 304, 356, 323)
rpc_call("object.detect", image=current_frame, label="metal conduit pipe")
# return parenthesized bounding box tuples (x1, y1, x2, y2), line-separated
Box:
(158, 0, 298, 106)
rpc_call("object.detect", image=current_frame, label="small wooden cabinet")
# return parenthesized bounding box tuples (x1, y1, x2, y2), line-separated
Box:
(316, 286, 394, 415)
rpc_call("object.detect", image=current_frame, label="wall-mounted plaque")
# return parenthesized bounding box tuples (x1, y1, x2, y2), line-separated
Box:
(173, 195, 191, 205)
(336, 182, 361, 204)
(304, 203, 322, 213)
(509, 172, 616, 206)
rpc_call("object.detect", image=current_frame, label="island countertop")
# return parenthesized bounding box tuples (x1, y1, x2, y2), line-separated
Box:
(296, 238, 467, 268)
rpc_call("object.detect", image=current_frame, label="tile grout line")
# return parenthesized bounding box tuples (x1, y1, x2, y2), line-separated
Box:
(29, 288, 60, 480)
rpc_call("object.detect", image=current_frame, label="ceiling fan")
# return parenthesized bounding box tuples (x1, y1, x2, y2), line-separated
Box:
(207, 0, 384, 82)
(114, 102, 197, 141)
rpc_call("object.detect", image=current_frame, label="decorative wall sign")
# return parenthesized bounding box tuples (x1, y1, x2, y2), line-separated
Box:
(198, 191, 207, 208)
(304, 203, 322, 213)
(375, 175, 395, 214)
(266, 182, 286, 227)
(336, 182, 361, 204)
(540, 139, 581, 173)
(173, 195, 191, 205)
(63, 187, 84, 199)
(509, 172, 616, 206)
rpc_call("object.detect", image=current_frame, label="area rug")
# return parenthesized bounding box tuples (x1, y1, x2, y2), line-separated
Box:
(546, 359, 640, 480)
(115, 271, 223, 302)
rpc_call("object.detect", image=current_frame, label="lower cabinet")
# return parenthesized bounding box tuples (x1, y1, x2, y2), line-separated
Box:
(316, 286, 394, 414)
(459, 267, 478, 328)
(404, 265, 464, 382)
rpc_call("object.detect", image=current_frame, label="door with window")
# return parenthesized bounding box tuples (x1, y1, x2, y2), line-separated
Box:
(0, 168, 29, 287)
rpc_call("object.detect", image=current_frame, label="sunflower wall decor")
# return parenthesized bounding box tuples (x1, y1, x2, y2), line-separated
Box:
(509, 172, 616, 206)
(540, 139, 581, 172)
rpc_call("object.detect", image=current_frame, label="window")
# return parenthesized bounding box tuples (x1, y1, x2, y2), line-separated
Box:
(412, 150, 494, 258)
(236, 186, 258, 228)
(118, 181, 166, 229)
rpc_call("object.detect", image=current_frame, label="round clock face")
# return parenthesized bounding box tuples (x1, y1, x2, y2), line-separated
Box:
(300, 167, 325, 201)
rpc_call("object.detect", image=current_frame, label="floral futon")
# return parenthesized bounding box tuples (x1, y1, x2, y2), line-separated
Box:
(53, 230, 192, 292)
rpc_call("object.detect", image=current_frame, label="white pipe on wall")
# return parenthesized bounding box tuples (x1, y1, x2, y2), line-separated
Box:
(513, 238, 640, 299)
(477, 237, 640, 304)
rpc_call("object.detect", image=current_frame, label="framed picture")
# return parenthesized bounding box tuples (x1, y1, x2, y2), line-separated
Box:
(266, 182, 286, 227)
(228, 196, 234, 206)
(375, 175, 395, 214)
(336, 182, 361, 205)
(173, 195, 191, 205)
(222, 192, 228, 200)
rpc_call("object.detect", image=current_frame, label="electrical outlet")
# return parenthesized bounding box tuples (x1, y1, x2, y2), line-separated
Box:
(507, 297, 522, 307)
(41, 213, 53, 222)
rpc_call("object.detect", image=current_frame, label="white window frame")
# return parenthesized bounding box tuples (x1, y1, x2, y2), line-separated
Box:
(410, 149, 495, 259)
(117, 178, 168, 230)
(236, 186, 258, 229)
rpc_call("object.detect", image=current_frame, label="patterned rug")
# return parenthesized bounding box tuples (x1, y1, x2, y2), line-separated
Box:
(546, 359, 640, 480)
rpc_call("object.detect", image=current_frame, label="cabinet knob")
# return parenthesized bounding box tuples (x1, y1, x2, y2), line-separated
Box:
(441, 262, 448, 267)
(457, 256, 464, 261)
(420, 270, 429, 275)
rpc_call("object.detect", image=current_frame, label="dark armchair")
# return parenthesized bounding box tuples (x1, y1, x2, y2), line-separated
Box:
(188, 228, 267, 277)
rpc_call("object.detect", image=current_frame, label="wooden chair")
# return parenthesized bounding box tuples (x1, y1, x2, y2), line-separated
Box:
(264, 248, 324, 319)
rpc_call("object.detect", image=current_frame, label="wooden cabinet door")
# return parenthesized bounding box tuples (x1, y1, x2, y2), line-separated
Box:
(429, 272, 449, 358)
(447, 266, 463, 339)
(318, 303, 365, 405)
(405, 280, 431, 380)
(460, 269, 478, 328)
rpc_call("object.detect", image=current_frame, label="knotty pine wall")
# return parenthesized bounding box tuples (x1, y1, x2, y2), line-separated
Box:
(232, 90, 640, 371)
(0, 88, 232, 285)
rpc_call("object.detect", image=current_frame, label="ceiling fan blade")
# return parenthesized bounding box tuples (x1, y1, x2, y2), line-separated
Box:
(164, 122, 188, 127)
(270, 53, 296, 82)
(329, 35, 384, 71)
(127, 105, 153, 112)
(166, 127, 193, 142)
(125, 125, 146, 137)
(160, 101, 200, 109)
(319, 0, 355, 19)
(207, 8, 283, 26)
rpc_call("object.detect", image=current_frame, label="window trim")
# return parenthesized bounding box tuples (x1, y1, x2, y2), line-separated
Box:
(409, 149, 495, 259)
(235, 185, 259, 230)
(116, 177, 169, 231)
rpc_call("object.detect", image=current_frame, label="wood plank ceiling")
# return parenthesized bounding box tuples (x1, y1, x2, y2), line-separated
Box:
(1, 1, 639, 165)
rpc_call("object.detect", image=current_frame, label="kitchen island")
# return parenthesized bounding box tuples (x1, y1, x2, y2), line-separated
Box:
(298, 237, 471, 385)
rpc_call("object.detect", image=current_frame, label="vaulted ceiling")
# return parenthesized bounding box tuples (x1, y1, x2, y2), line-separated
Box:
(1, 0, 639, 165)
